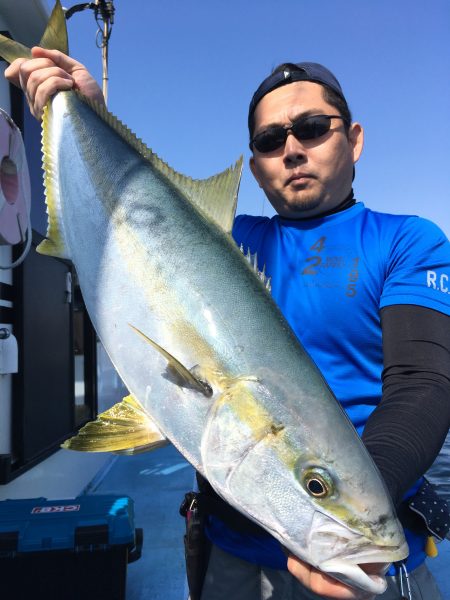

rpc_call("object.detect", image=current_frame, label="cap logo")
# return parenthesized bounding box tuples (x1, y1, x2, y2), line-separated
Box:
(283, 69, 291, 80)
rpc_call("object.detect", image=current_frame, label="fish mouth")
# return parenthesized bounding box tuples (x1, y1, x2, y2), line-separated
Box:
(319, 559, 392, 594)
(305, 511, 409, 594)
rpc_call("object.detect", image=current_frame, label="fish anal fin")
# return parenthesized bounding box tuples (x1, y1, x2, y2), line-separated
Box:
(61, 394, 167, 453)
(129, 324, 213, 397)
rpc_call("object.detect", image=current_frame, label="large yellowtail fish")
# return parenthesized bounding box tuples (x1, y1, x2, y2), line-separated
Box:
(0, 2, 408, 593)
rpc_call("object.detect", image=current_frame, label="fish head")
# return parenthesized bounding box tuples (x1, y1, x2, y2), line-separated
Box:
(286, 455, 409, 594)
(201, 377, 408, 595)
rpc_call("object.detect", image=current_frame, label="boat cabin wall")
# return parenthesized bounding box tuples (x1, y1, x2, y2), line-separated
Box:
(0, 2, 115, 497)
(0, 10, 15, 467)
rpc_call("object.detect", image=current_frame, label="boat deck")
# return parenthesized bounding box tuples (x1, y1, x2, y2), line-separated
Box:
(89, 444, 193, 600)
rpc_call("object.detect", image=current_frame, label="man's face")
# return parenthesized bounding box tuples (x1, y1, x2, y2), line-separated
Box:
(249, 81, 364, 219)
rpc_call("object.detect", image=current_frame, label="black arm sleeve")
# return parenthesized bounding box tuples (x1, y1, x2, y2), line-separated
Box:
(361, 304, 450, 507)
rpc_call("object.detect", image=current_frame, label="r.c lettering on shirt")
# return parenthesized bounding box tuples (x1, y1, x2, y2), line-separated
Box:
(427, 270, 450, 294)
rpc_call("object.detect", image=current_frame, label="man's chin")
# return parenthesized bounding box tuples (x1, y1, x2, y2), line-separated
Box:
(275, 196, 325, 219)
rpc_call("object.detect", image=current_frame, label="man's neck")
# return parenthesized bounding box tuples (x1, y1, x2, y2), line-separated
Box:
(280, 190, 355, 221)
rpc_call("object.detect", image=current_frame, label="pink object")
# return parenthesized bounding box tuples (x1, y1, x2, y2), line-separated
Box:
(0, 109, 31, 245)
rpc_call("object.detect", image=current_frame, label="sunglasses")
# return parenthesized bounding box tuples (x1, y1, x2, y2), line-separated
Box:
(250, 114, 348, 153)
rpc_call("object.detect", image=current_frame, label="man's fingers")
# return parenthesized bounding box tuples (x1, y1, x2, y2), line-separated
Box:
(21, 59, 72, 93)
(31, 46, 86, 76)
(8, 57, 75, 120)
(286, 555, 375, 600)
(31, 76, 74, 120)
(26, 65, 74, 105)
(4, 51, 79, 120)
(4, 58, 28, 87)
(30, 46, 104, 106)
(5, 47, 104, 119)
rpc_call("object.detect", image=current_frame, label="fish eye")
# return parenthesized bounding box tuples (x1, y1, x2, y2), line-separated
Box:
(302, 468, 334, 498)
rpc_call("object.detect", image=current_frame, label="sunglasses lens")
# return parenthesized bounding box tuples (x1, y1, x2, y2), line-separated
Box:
(292, 115, 331, 140)
(253, 127, 287, 153)
(252, 115, 340, 153)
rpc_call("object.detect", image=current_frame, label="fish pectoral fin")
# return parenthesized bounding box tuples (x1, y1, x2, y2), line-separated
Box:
(61, 394, 168, 453)
(128, 323, 213, 396)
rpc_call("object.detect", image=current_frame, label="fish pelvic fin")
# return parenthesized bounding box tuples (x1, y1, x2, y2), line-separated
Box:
(128, 324, 213, 396)
(61, 394, 168, 453)
(0, 1, 68, 64)
(37, 101, 71, 259)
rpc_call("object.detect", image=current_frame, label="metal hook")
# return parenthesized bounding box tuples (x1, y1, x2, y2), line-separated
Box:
(398, 561, 413, 600)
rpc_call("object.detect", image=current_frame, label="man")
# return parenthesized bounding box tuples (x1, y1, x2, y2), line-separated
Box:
(6, 52, 450, 600)
(197, 62, 450, 600)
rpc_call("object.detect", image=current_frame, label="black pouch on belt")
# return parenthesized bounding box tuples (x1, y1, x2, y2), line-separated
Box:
(179, 491, 211, 600)
(398, 478, 450, 541)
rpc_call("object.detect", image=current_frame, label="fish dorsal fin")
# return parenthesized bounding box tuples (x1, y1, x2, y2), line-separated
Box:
(129, 324, 213, 397)
(240, 245, 272, 293)
(170, 159, 243, 234)
(76, 92, 243, 234)
(39, 0, 68, 54)
(61, 394, 168, 453)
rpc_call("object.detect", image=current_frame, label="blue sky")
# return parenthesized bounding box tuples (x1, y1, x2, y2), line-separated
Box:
(52, 0, 450, 235)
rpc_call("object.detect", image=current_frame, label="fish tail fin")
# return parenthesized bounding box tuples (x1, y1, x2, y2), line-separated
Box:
(61, 395, 169, 454)
(0, 36, 32, 64)
(0, 1, 68, 64)
(38, 1, 69, 55)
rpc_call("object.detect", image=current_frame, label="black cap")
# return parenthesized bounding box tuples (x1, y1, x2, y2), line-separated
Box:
(248, 62, 346, 131)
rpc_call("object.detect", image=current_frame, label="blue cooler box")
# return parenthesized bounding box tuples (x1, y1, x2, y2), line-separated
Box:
(0, 495, 143, 600)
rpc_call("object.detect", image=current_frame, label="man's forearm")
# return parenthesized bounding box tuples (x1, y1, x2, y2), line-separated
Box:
(362, 304, 450, 506)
